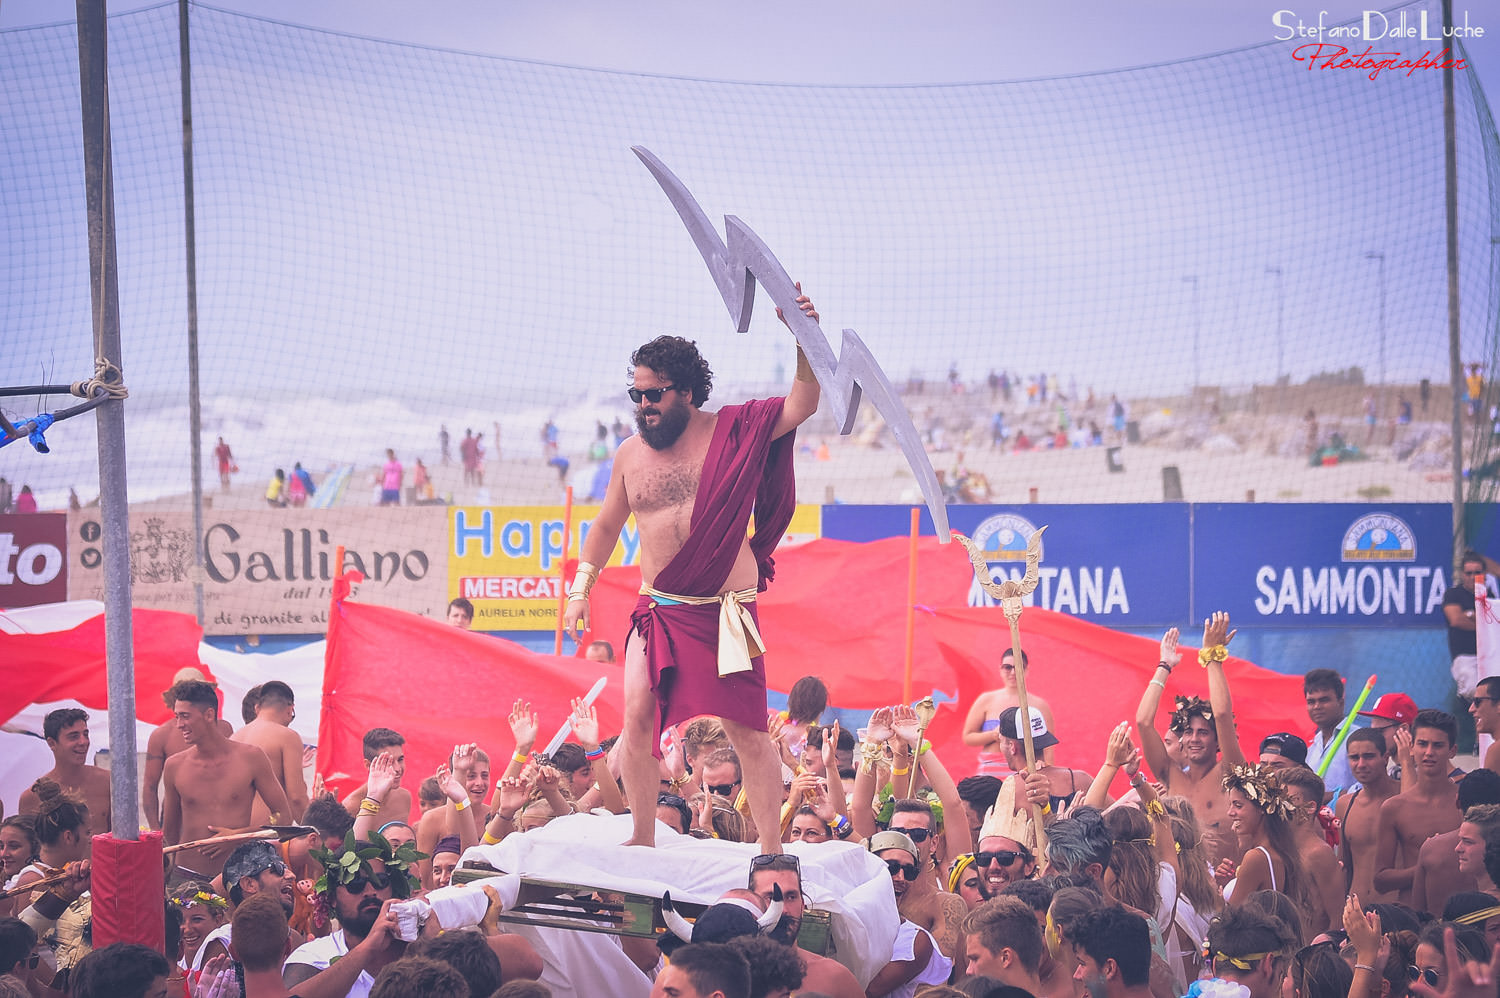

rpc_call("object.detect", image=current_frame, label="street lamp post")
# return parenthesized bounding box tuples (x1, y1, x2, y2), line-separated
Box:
(1265, 266, 1284, 386)
(1365, 252, 1386, 388)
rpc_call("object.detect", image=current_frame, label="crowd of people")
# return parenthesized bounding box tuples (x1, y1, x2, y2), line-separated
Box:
(3, 615, 1500, 998)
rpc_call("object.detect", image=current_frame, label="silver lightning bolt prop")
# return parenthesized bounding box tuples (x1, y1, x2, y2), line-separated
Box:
(632, 146, 950, 540)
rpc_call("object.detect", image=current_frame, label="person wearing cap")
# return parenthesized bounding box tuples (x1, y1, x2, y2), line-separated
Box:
(1256, 733, 1308, 774)
(992, 706, 1094, 822)
(1302, 669, 1356, 795)
(1470, 676, 1500, 777)
(429, 836, 462, 890)
(189, 840, 301, 979)
(864, 830, 954, 997)
(1335, 728, 1400, 901)
(1357, 692, 1418, 783)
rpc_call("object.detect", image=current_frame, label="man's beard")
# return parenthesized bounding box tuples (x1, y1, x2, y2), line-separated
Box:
(341, 896, 384, 939)
(767, 914, 801, 945)
(636, 404, 690, 450)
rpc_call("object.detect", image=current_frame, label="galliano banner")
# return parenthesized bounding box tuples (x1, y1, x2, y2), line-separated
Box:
(65, 509, 449, 634)
(447, 504, 823, 630)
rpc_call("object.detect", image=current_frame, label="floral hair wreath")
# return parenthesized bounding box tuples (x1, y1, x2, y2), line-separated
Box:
(168, 889, 228, 913)
(874, 785, 944, 831)
(1169, 695, 1213, 734)
(1220, 764, 1299, 821)
(308, 830, 426, 899)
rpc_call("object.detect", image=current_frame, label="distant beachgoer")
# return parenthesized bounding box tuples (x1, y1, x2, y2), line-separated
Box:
(413, 458, 434, 501)
(1304, 409, 1319, 454)
(473, 433, 486, 487)
(1363, 397, 1376, 442)
(1110, 395, 1125, 436)
(543, 418, 559, 457)
(68, 487, 81, 511)
(1398, 397, 1412, 425)
(14, 485, 36, 513)
(213, 437, 235, 491)
(0, 477, 11, 513)
(1468, 364, 1484, 416)
(286, 469, 307, 507)
(293, 462, 316, 498)
(380, 449, 403, 506)
(265, 470, 287, 508)
(439, 425, 450, 465)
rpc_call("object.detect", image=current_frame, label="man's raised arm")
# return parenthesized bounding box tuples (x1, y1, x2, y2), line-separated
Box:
(772, 285, 820, 439)
(1134, 628, 1179, 784)
(1203, 611, 1246, 769)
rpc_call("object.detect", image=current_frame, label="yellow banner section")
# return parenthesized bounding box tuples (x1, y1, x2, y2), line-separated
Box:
(447, 504, 823, 630)
(67, 508, 449, 635)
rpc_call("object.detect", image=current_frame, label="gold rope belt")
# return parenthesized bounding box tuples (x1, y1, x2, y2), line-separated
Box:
(641, 585, 763, 677)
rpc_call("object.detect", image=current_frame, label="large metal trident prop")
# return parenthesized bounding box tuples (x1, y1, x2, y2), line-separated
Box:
(632, 147, 950, 540)
(955, 526, 1049, 853)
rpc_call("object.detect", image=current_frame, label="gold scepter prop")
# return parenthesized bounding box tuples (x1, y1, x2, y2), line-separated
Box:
(907, 695, 938, 799)
(955, 526, 1049, 858)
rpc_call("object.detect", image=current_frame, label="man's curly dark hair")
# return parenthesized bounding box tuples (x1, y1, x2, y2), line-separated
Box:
(631, 336, 714, 407)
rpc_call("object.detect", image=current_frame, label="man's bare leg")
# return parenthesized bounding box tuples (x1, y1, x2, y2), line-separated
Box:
(721, 716, 785, 855)
(620, 632, 662, 847)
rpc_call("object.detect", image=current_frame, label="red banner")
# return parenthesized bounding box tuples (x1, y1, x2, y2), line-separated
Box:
(0, 609, 206, 725)
(318, 598, 624, 816)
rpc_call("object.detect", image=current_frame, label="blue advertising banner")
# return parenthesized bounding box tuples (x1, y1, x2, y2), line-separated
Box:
(820, 504, 1192, 626)
(1191, 503, 1454, 627)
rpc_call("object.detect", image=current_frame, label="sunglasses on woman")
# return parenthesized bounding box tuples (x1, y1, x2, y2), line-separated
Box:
(1408, 966, 1440, 988)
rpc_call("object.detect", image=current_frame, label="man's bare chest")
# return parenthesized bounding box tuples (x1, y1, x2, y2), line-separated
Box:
(627, 454, 705, 516)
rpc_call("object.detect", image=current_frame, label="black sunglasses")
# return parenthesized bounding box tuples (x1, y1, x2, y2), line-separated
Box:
(750, 853, 800, 874)
(628, 385, 677, 404)
(886, 859, 920, 880)
(976, 849, 1030, 868)
(707, 783, 738, 797)
(894, 826, 931, 843)
(1408, 966, 1440, 988)
(657, 793, 687, 807)
(344, 870, 391, 893)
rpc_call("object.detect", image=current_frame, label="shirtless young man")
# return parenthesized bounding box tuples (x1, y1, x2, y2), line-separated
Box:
(1134, 612, 1245, 866)
(339, 728, 413, 829)
(18, 708, 110, 836)
(561, 295, 820, 855)
(1278, 767, 1343, 936)
(143, 668, 234, 829)
(231, 681, 309, 827)
(961, 647, 1057, 772)
(1374, 709, 1463, 905)
(1470, 677, 1500, 777)
(1336, 727, 1401, 900)
(1412, 772, 1500, 915)
(749, 856, 865, 998)
(162, 680, 292, 883)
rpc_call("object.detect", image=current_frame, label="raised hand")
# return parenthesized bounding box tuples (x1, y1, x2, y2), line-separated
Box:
(1343, 895, 1382, 963)
(1159, 627, 1181, 669)
(509, 701, 539, 749)
(309, 773, 326, 799)
(820, 720, 842, 771)
(866, 707, 895, 744)
(694, 792, 714, 833)
(775, 281, 819, 326)
(1202, 610, 1237, 651)
(193, 953, 236, 998)
(1104, 722, 1136, 769)
(495, 776, 530, 815)
(452, 742, 480, 776)
(367, 751, 399, 802)
(1390, 725, 1414, 764)
(435, 762, 468, 805)
(811, 780, 838, 824)
(788, 771, 819, 803)
(570, 698, 601, 751)
(767, 711, 787, 745)
(891, 704, 921, 749)
(1409, 925, 1500, 998)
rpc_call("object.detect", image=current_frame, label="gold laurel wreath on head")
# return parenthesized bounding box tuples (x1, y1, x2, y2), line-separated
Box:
(1220, 764, 1299, 821)
(1169, 695, 1213, 733)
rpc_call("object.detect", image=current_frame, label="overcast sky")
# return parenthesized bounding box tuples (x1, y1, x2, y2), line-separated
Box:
(1, 0, 1495, 100)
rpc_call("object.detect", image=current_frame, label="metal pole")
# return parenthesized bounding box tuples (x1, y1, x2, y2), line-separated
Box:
(1183, 276, 1200, 396)
(76, 0, 138, 838)
(180, 0, 205, 626)
(1443, 0, 1465, 563)
(1265, 266, 1283, 385)
(1365, 252, 1386, 390)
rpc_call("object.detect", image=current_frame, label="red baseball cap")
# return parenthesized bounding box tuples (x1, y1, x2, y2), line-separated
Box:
(1358, 693, 1418, 725)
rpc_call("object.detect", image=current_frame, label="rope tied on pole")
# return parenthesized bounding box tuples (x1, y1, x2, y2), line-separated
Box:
(72, 355, 129, 400)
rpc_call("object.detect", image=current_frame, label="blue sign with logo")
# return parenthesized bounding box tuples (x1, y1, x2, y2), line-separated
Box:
(820, 504, 1192, 626)
(1191, 503, 1453, 627)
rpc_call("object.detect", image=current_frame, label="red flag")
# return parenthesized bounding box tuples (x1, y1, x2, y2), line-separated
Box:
(319, 599, 624, 819)
(0, 610, 205, 725)
(924, 606, 1307, 783)
(587, 536, 977, 706)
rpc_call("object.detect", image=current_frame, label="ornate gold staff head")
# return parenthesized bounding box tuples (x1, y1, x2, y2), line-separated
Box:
(954, 526, 1046, 623)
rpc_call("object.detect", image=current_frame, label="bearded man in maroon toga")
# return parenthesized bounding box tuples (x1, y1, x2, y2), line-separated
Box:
(563, 293, 820, 853)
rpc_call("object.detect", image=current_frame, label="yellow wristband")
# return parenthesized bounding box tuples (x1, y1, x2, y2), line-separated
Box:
(482, 831, 502, 845)
(455, 798, 470, 812)
(1197, 644, 1228, 666)
(512, 753, 529, 765)
(892, 766, 911, 776)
